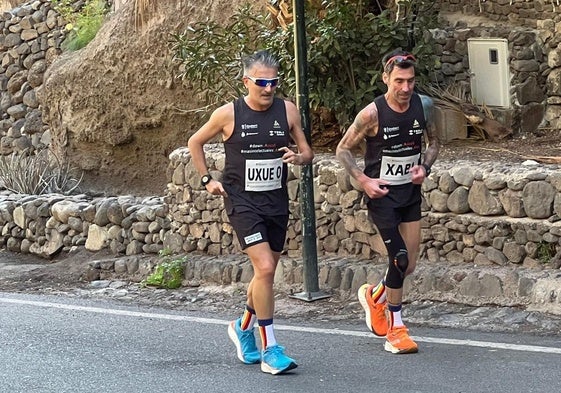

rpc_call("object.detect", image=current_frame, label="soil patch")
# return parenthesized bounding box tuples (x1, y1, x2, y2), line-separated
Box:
(0, 249, 117, 292)
(312, 124, 561, 164)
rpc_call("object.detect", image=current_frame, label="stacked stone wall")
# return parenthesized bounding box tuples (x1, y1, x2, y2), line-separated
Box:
(0, 0, 66, 156)
(439, 0, 561, 26)
(3, 146, 560, 269)
(422, 160, 561, 268)
(164, 146, 561, 269)
(0, 192, 169, 257)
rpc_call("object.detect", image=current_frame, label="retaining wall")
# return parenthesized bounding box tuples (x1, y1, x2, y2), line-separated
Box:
(3, 146, 561, 270)
(3, 146, 561, 312)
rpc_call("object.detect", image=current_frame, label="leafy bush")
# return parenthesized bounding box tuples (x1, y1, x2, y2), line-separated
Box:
(170, 0, 438, 130)
(53, 0, 109, 51)
(0, 150, 83, 195)
(142, 254, 187, 289)
(170, 3, 267, 108)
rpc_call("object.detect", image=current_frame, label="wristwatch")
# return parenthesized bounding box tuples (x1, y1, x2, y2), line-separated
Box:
(421, 163, 431, 177)
(201, 174, 212, 187)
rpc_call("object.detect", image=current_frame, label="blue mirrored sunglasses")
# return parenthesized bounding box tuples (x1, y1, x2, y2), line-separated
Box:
(245, 76, 280, 87)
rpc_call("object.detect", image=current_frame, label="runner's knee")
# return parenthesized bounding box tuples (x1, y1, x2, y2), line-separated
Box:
(385, 249, 408, 288)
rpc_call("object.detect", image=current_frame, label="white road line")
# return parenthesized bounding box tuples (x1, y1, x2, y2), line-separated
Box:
(2, 296, 560, 355)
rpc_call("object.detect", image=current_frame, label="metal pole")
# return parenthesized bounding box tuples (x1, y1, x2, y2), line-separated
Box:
(289, 0, 330, 302)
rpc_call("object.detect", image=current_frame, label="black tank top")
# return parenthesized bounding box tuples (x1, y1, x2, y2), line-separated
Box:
(222, 97, 290, 215)
(364, 93, 426, 183)
(362, 93, 427, 207)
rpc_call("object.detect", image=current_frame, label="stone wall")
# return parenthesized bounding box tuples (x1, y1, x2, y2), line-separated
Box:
(3, 148, 561, 314)
(439, 0, 561, 26)
(0, 0, 116, 157)
(164, 146, 561, 268)
(435, 0, 561, 134)
(0, 192, 169, 257)
(3, 146, 561, 271)
(0, 0, 65, 156)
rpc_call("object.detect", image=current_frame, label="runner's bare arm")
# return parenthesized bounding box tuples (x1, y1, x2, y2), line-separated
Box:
(420, 95, 440, 168)
(187, 104, 233, 176)
(336, 103, 378, 181)
(187, 103, 233, 196)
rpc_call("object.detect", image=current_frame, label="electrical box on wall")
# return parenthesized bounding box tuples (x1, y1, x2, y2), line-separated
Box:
(467, 38, 511, 108)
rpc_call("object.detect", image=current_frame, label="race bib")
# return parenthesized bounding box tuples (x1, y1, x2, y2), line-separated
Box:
(380, 153, 420, 185)
(245, 158, 283, 191)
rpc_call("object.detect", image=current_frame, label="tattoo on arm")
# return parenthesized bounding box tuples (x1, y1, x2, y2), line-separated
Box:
(421, 95, 440, 167)
(336, 108, 374, 179)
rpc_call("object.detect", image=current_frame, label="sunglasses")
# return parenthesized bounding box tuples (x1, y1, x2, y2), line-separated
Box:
(384, 54, 416, 70)
(245, 76, 280, 87)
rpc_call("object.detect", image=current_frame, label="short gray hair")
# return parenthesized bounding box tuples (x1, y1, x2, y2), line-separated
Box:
(242, 50, 279, 75)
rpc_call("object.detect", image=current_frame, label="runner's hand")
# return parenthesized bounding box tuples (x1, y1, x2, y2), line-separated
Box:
(361, 177, 390, 199)
(205, 180, 228, 197)
(279, 146, 302, 165)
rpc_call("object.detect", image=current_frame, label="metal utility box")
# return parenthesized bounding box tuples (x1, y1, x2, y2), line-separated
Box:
(467, 38, 511, 108)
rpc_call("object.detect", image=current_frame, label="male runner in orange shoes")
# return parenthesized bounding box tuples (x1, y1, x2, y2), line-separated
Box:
(337, 49, 440, 354)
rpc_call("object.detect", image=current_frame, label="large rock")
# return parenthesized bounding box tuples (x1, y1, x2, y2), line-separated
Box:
(522, 181, 555, 219)
(36, 0, 249, 196)
(468, 180, 505, 216)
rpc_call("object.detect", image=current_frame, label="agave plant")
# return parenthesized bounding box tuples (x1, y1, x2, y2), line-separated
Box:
(0, 150, 83, 195)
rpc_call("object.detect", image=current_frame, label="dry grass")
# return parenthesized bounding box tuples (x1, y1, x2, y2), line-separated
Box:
(423, 83, 489, 140)
(0, 0, 25, 9)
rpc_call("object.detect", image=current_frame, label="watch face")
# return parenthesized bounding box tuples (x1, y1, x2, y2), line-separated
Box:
(201, 175, 211, 186)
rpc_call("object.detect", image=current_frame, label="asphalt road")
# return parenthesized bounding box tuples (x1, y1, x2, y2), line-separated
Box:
(1, 292, 560, 393)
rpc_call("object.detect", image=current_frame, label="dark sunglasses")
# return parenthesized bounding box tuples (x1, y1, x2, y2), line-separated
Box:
(245, 76, 280, 87)
(384, 54, 416, 70)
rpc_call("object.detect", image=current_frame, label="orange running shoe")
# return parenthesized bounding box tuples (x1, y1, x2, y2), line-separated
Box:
(357, 283, 388, 337)
(384, 326, 418, 354)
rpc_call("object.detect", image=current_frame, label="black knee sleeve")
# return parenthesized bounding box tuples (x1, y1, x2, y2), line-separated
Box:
(377, 227, 409, 289)
(386, 249, 408, 288)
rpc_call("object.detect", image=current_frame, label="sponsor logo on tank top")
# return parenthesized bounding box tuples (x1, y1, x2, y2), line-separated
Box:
(269, 120, 286, 137)
(241, 123, 259, 138)
(408, 119, 424, 135)
(383, 126, 400, 140)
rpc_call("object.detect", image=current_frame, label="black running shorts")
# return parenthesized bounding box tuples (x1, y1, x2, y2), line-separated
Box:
(366, 184, 422, 229)
(228, 209, 289, 252)
(368, 200, 421, 229)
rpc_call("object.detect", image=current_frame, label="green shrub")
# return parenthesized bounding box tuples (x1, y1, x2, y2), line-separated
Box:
(170, 3, 266, 108)
(53, 0, 109, 51)
(0, 150, 83, 195)
(170, 0, 438, 130)
(142, 255, 187, 289)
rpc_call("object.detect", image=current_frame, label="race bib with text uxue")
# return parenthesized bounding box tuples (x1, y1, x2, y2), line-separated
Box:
(245, 157, 283, 191)
(380, 153, 420, 185)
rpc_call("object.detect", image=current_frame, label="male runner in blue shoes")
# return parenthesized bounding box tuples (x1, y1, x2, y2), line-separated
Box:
(188, 50, 313, 374)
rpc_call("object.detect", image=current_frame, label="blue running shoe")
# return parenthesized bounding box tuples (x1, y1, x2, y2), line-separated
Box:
(228, 319, 260, 364)
(261, 345, 298, 375)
